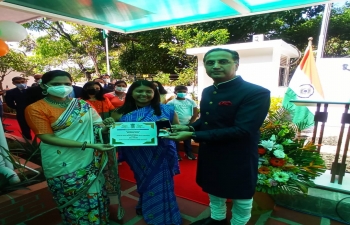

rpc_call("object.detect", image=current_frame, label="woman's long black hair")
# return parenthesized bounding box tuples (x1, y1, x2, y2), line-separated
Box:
(41, 70, 72, 84)
(117, 80, 161, 116)
(81, 81, 105, 101)
(153, 81, 167, 94)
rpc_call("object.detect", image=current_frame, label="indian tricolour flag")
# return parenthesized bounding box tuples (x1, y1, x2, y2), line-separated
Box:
(282, 43, 324, 129)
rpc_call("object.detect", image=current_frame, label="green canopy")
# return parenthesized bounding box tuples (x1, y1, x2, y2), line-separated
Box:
(0, 0, 337, 33)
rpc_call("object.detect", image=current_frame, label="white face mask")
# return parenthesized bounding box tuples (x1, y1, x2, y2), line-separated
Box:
(45, 85, 73, 98)
(103, 79, 110, 83)
(115, 87, 127, 92)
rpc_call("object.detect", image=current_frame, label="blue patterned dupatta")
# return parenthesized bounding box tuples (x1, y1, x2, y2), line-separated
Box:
(118, 104, 182, 225)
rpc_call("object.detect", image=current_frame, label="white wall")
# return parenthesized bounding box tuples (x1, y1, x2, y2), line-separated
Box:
(2, 71, 35, 90)
(317, 58, 350, 102)
(238, 51, 276, 93)
(315, 58, 350, 126)
(196, 47, 286, 100)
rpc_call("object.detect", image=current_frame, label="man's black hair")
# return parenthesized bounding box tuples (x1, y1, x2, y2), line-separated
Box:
(174, 85, 188, 92)
(203, 48, 240, 63)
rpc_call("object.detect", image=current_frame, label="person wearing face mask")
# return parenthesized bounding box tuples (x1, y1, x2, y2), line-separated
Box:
(25, 80, 82, 107)
(81, 81, 118, 195)
(4, 77, 32, 139)
(31, 74, 42, 87)
(167, 86, 199, 160)
(93, 77, 113, 94)
(152, 81, 168, 104)
(24, 70, 123, 224)
(104, 80, 127, 166)
(105, 80, 127, 109)
(102, 74, 115, 91)
(81, 81, 115, 120)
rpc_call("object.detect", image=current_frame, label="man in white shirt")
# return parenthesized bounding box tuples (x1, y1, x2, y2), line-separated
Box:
(167, 86, 199, 160)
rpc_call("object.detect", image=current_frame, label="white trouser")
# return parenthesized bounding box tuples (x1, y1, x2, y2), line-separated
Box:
(209, 194, 253, 225)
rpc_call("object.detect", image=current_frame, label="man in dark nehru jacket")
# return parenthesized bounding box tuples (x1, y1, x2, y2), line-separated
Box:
(165, 48, 270, 225)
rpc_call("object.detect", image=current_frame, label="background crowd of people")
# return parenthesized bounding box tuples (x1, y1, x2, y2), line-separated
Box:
(1, 48, 270, 225)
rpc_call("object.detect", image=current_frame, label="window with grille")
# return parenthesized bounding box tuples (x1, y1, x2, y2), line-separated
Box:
(278, 55, 290, 87)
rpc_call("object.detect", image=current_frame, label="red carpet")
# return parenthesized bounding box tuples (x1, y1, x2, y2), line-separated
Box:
(118, 158, 210, 206)
(2, 117, 34, 138)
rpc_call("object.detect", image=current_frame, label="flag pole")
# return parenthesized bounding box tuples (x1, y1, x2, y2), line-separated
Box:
(316, 3, 332, 61)
(308, 37, 313, 47)
(104, 29, 110, 75)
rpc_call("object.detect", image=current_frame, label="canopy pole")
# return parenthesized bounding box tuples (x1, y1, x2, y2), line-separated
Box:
(316, 3, 332, 61)
(104, 29, 110, 75)
(132, 39, 136, 81)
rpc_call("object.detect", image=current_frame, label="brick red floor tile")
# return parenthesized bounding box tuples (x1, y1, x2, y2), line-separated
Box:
(129, 189, 140, 198)
(23, 186, 347, 225)
(176, 197, 208, 218)
(120, 179, 136, 191)
(271, 205, 321, 225)
(181, 218, 192, 225)
(247, 214, 262, 225)
(25, 209, 62, 225)
(330, 219, 349, 225)
(132, 214, 192, 225)
(134, 218, 148, 225)
(109, 196, 138, 224)
(265, 218, 290, 225)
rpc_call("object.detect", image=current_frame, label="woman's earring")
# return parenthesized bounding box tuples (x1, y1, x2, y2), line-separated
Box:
(42, 89, 48, 95)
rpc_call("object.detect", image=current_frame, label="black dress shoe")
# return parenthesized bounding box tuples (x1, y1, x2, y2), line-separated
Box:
(190, 217, 227, 225)
(184, 152, 197, 160)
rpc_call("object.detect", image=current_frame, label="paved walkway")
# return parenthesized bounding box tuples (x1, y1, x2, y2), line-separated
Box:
(24, 179, 347, 225)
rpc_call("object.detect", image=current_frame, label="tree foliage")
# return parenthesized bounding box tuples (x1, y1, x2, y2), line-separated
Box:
(115, 29, 181, 77)
(114, 27, 229, 85)
(11, 1, 350, 86)
(23, 19, 105, 80)
(0, 50, 36, 90)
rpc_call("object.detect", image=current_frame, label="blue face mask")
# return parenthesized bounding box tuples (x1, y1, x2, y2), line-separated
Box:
(15, 83, 27, 89)
(177, 93, 187, 98)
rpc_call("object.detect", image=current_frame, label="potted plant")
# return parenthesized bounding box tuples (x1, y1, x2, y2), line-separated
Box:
(0, 137, 55, 225)
(0, 123, 42, 193)
(257, 108, 326, 195)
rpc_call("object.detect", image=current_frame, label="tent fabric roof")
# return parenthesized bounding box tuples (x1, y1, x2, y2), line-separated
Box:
(0, 0, 337, 33)
(0, 5, 41, 24)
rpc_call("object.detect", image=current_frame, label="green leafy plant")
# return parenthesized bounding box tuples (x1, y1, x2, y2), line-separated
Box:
(9, 136, 42, 166)
(256, 107, 326, 195)
(0, 137, 42, 193)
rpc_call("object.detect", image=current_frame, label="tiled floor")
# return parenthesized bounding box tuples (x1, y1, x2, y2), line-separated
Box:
(24, 179, 348, 225)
